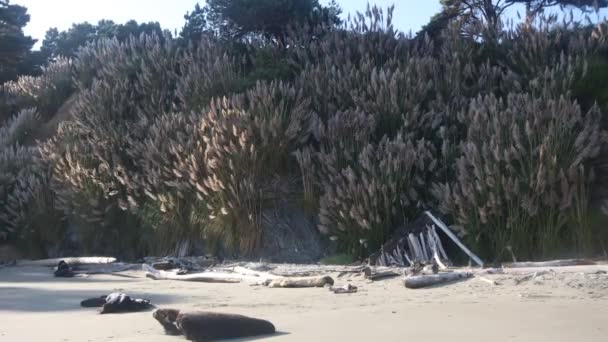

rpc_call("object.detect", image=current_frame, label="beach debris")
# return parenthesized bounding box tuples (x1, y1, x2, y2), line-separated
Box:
(267, 275, 334, 288)
(144, 256, 220, 272)
(484, 268, 504, 275)
(368, 214, 447, 267)
(329, 284, 358, 294)
(477, 276, 501, 286)
(513, 271, 548, 285)
(153, 308, 276, 341)
(368, 212, 483, 269)
(18, 257, 117, 267)
(362, 266, 400, 281)
(144, 264, 334, 288)
(54, 260, 75, 277)
(425, 211, 484, 267)
(404, 271, 473, 289)
(503, 259, 595, 269)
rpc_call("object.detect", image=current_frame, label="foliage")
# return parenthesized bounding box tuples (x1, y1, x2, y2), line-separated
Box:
(2, 1, 608, 262)
(181, 0, 342, 41)
(0, 0, 41, 84)
(40, 20, 166, 61)
(4, 57, 74, 119)
(434, 94, 601, 260)
(0, 108, 64, 255)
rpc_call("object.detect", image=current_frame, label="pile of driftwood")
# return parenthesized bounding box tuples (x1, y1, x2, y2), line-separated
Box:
(369, 211, 483, 269)
(143, 264, 335, 288)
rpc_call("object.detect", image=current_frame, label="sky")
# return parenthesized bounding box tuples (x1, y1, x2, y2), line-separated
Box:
(13, 0, 442, 48)
(12, 0, 608, 49)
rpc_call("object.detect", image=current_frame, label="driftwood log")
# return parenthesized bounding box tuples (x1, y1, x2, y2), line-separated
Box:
(267, 276, 334, 288)
(404, 272, 473, 289)
(17, 257, 117, 267)
(145, 270, 248, 283)
(362, 267, 400, 281)
(145, 264, 334, 288)
(503, 259, 595, 269)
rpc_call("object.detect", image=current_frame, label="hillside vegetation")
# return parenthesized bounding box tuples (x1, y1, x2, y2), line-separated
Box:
(1, 4, 608, 262)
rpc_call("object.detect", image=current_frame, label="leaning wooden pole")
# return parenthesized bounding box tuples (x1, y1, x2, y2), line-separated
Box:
(424, 211, 484, 267)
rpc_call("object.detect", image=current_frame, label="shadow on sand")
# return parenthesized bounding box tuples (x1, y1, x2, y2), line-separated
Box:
(0, 286, 181, 312)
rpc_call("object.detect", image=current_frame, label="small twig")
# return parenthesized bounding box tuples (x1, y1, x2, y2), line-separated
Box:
(477, 276, 500, 286)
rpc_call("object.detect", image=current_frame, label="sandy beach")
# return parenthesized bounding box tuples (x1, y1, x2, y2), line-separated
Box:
(1, 264, 607, 342)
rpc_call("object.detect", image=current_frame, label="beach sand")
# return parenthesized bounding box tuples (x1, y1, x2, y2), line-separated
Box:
(1, 264, 607, 341)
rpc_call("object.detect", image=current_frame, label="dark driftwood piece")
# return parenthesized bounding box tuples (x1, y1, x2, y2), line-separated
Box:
(362, 267, 400, 281)
(503, 259, 595, 269)
(329, 284, 358, 294)
(404, 272, 473, 289)
(153, 308, 276, 341)
(18, 257, 117, 267)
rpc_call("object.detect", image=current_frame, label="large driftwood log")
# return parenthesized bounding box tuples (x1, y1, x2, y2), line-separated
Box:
(503, 259, 595, 269)
(404, 272, 473, 289)
(145, 265, 334, 288)
(267, 276, 334, 288)
(146, 271, 247, 283)
(17, 257, 117, 267)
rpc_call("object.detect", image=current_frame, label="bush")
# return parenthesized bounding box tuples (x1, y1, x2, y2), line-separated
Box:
(0, 109, 64, 255)
(5, 58, 74, 119)
(434, 94, 601, 260)
(188, 81, 314, 255)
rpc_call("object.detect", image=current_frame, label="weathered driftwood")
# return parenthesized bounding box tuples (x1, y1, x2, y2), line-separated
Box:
(329, 284, 358, 294)
(146, 271, 245, 283)
(477, 276, 500, 285)
(425, 211, 484, 267)
(232, 266, 282, 280)
(503, 259, 595, 269)
(144, 265, 251, 283)
(362, 267, 400, 281)
(404, 271, 473, 289)
(513, 271, 548, 285)
(267, 276, 334, 288)
(145, 265, 334, 288)
(17, 257, 117, 267)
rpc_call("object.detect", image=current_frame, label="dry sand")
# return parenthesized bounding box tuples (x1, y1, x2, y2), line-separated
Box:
(1, 264, 608, 342)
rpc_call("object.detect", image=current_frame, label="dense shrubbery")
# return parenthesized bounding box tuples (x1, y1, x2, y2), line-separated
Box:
(1, 5, 608, 261)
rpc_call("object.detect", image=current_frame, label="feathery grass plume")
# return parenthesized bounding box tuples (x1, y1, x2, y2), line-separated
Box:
(41, 34, 181, 257)
(175, 37, 248, 113)
(193, 81, 313, 255)
(0, 109, 63, 255)
(317, 133, 434, 257)
(128, 111, 207, 255)
(5, 58, 74, 119)
(0, 108, 39, 148)
(435, 93, 601, 260)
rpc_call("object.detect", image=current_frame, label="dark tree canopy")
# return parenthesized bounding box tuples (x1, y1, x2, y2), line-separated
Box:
(420, 0, 608, 40)
(181, 0, 342, 41)
(41, 20, 165, 60)
(0, 0, 39, 84)
(180, 3, 209, 42)
(506, 0, 608, 14)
